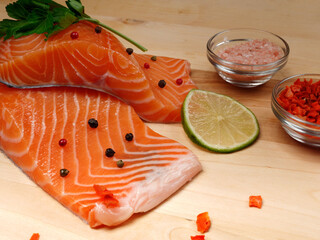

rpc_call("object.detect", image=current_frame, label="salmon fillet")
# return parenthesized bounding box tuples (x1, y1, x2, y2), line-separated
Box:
(0, 84, 201, 227)
(0, 21, 197, 123)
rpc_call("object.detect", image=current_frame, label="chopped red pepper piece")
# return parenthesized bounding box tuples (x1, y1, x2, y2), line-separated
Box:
(196, 212, 211, 233)
(30, 233, 40, 240)
(249, 195, 263, 208)
(191, 235, 205, 240)
(93, 184, 119, 208)
(308, 110, 318, 118)
(93, 184, 113, 197)
(311, 102, 320, 111)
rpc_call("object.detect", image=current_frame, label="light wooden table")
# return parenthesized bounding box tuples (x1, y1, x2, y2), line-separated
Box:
(1, 1, 320, 239)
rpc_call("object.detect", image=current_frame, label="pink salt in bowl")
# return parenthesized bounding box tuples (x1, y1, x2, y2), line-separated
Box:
(207, 28, 290, 88)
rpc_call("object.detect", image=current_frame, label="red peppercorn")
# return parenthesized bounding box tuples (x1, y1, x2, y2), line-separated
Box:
(70, 31, 79, 39)
(176, 78, 183, 85)
(144, 63, 150, 69)
(59, 139, 67, 147)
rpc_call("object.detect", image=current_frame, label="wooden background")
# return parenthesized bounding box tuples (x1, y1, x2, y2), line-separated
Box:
(1, 0, 320, 239)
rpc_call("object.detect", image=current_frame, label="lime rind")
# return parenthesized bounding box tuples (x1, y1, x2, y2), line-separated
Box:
(182, 89, 260, 153)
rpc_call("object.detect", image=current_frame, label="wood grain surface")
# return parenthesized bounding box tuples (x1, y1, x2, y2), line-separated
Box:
(1, 0, 320, 239)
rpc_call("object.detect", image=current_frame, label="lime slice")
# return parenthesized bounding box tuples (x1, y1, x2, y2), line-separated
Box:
(182, 89, 259, 153)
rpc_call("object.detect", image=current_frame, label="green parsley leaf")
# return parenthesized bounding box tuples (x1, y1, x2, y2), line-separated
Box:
(1, 0, 76, 40)
(5, 1, 29, 20)
(46, 8, 77, 38)
(53, 8, 77, 28)
(0, 0, 147, 51)
(0, 19, 18, 39)
(66, 0, 85, 16)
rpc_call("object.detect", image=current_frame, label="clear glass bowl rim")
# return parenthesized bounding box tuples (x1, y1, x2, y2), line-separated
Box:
(207, 28, 290, 68)
(272, 73, 320, 129)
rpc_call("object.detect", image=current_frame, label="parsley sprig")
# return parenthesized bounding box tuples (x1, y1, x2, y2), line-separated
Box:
(0, 0, 147, 51)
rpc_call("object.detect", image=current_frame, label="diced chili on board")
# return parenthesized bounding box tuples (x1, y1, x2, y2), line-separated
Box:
(249, 195, 263, 208)
(196, 212, 211, 233)
(29, 233, 40, 240)
(93, 184, 119, 208)
(191, 235, 205, 240)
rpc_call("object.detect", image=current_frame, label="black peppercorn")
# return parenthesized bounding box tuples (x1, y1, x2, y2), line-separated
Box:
(105, 148, 115, 157)
(125, 133, 134, 141)
(95, 26, 102, 33)
(126, 48, 133, 55)
(158, 80, 166, 88)
(151, 56, 157, 61)
(88, 118, 98, 128)
(60, 169, 69, 177)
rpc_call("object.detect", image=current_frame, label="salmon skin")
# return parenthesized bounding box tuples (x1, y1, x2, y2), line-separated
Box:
(0, 84, 201, 227)
(0, 21, 197, 123)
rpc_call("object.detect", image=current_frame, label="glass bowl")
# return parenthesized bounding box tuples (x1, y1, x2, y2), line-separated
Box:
(207, 28, 290, 88)
(271, 74, 320, 147)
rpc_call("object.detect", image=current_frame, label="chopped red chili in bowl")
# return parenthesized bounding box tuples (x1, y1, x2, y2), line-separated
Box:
(271, 74, 320, 147)
(277, 78, 320, 124)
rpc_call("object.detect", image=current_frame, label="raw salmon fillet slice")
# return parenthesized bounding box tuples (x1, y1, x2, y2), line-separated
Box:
(0, 84, 201, 227)
(0, 21, 197, 123)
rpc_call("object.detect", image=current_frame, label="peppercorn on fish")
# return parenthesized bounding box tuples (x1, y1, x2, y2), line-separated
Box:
(0, 21, 196, 123)
(0, 84, 201, 227)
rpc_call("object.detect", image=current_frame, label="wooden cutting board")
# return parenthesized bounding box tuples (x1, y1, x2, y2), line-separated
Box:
(1, 0, 320, 239)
